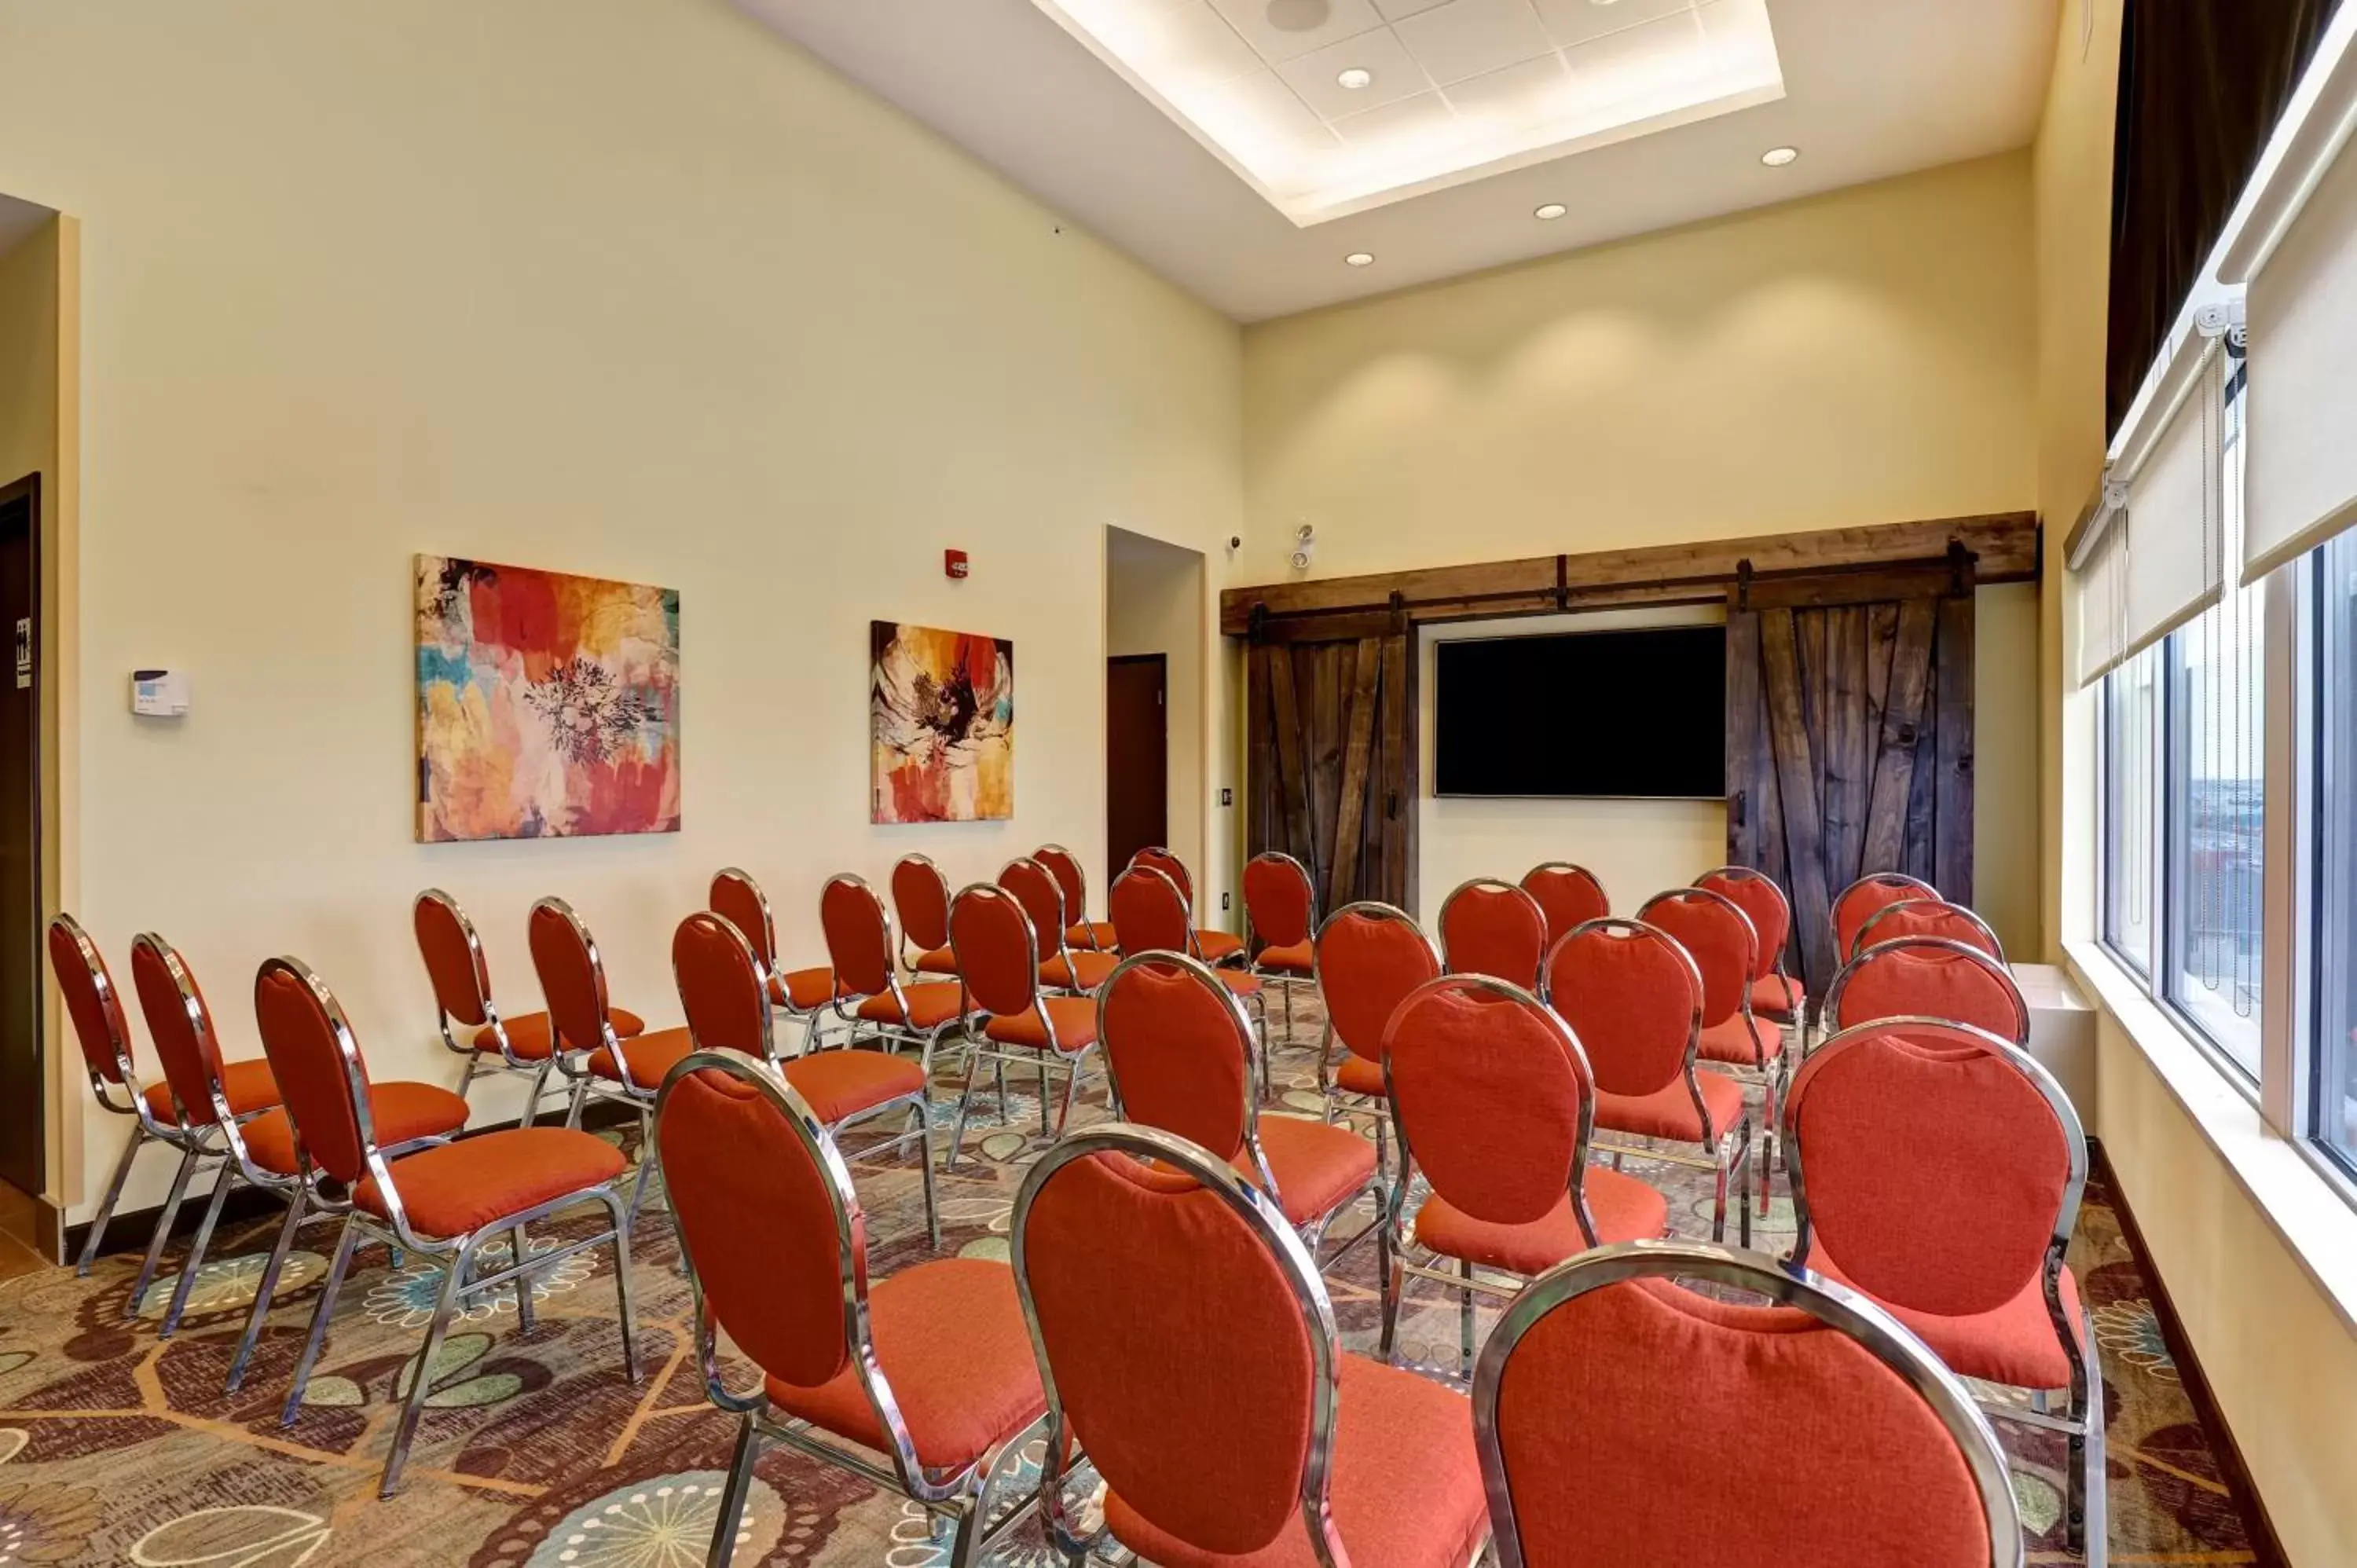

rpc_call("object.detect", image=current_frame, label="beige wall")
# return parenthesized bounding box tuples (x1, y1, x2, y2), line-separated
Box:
(0, 0, 1243, 1218)
(1242, 154, 2042, 944)
(1104, 526, 1208, 891)
(0, 222, 57, 493)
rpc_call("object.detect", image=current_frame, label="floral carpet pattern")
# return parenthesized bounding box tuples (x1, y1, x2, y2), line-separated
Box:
(0, 991, 2275, 1566)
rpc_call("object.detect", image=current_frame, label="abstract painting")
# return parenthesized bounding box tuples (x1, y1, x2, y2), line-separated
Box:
(871, 620, 1014, 823)
(416, 555, 680, 841)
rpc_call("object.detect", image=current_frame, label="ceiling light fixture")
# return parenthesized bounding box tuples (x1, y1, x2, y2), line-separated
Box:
(1761, 145, 1799, 167)
(1345, 251, 1375, 267)
(1336, 67, 1373, 90)
(1534, 202, 1567, 220)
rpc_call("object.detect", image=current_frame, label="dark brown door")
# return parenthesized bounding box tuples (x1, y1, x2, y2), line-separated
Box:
(1245, 630, 1416, 914)
(1107, 654, 1168, 878)
(0, 476, 39, 1195)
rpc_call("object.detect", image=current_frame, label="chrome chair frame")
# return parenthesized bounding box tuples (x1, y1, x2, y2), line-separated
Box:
(1242, 849, 1320, 1048)
(416, 888, 568, 1129)
(712, 866, 838, 1055)
(1784, 1016, 2102, 1565)
(1827, 871, 1941, 982)
(1823, 936, 2031, 1044)
(1436, 876, 1551, 989)
(944, 884, 1102, 1167)
(1096, 950, 1384, 1273)
(654, 1048, 1047, 1568)
(1853, 896, 2008, 964)
(822, 873, 971, 1080)
(1637, 885, 1786, 1189)
(1115, 863, 1271, 1084)
(266, 954, 639, 1497)
(890, 852, 961, 976)
(538, 897, 676, 1221)
(1473, 1238, 2026, 1568)
(1309, 899, 1442, 1192)
(1519, 861, 1608, 939)
(1032, 842, 1109, 954)
(999, 855, 1102, 996)
(1541, 917, 1754, 1248)
(1127, 846, 1245, 967)
(1695, 863, 1803, 1020)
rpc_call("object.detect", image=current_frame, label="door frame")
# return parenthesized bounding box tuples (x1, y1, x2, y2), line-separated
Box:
(0, 471, 42, 1206)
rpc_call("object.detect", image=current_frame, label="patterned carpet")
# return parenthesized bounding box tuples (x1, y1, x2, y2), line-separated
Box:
(0, 990, 2278, 1566)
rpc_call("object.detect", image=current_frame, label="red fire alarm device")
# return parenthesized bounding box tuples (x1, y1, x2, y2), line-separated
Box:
(945, 549, 970, 580)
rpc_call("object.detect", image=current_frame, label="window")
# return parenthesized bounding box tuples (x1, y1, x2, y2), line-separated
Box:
(2311, 528, 2357, 1174)
(2102, 646, 2160, 976)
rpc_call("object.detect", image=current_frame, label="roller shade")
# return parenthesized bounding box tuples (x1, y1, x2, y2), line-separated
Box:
(2076, 516, 2128, 687)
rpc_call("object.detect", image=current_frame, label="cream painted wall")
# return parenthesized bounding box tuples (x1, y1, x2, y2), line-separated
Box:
(1104, 526, 1207, 893)
(1243, 154, 2042, 946)
(0, 221, 57, 493)
(0, 1, 1243, 1219)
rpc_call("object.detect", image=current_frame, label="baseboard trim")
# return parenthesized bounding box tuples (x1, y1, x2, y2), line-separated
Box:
(61, 1101, 642, 1264)
(2089, 1136, 2289, 1566)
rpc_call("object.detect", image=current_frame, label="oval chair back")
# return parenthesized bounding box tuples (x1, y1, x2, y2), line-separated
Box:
(996, 857, 1069, 955)
(1011, 1124, 1342, 1561)
(1384, 975, 1598, 1236)
(527, 898, 621, 1065)
(413, 891, 497, 1033)
(49, 914, 138, 1094)
(1439, 878, 1550, 990)
(251, 958, 379, 1189)
(1633, 888, 1757, 1031)
(1541, 919, 1703, 1105)
(1694, 866, 1790, 984)
(818, 874, 899, 1001)
(129, 935, 235, 1130)
(890, 855, 953, 955)
(1033, 844, 1091, 935)
(709, 867, 783, 973)
(673, 911, 779, 1063)
(1474, 1240, 2024, 1568)
(1786, 1018, 2084, 1320)
(1832, 872, 1938, 965)
(1127, 845, 1193, 905)
(1108, 866, 1192, 957)
(1313, 902, 1442, 1073)
(1096, 953, 1255, 1161)
(1826, 938, 2029, 1045)
(1520, 863, 1608, 946)
(1241, 852, 1317, 954)
(951, 884, 1039, 1022)
(1854, 898, 2003, 962)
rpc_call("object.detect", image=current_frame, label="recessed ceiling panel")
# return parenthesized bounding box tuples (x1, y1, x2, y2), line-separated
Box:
(1033, 0, 1784, 223)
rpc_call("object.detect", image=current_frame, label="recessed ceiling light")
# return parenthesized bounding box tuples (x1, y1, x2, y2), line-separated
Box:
(1345, 251, 1375, 267)
(1336, 67, 1374, 90)
(1534, 202, 1567, 221)
(1761, 145, 1799, 167)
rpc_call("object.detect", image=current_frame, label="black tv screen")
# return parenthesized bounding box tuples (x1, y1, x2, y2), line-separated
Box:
(1435, 627, 1727, 799)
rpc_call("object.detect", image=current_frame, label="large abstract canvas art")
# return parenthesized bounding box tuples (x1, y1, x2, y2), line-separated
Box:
(416, 555, 681, 841)
(871, 620, 1014, 823)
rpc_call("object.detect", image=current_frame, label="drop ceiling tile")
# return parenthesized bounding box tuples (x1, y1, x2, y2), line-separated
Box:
(1371, 0, 1452, 17)
(1331, 86, 1461, 146)
(1165, 67, 1340, 190)
(1529, 0, 1695, 49)
(1697, 0, 1778, 72)
(1208, 0, 1388, 64)
(1276, 27, 1429, 119)
(1440, 52, 1574, 131)
(1558, 5, 1711, 110)
(1392, 0, 1557, 86)
(1108, 0, 1265, 88)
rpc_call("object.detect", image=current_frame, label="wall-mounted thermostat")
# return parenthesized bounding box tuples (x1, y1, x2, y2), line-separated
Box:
(130, 669, 189, 717)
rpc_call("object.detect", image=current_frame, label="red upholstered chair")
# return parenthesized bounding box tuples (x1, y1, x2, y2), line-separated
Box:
(1311, 901, 1442, 1165)
(1831, 871, 1939, 966)
(654, 1050, 1047, 1567)
(1474, 1240, 2025, 1568)
(1786, 1018, 2101, 1563)
(820, 874, 969, 1079)
(260, 955, 636, 1496)
(1127, 846, 1244, 964)
(709, 867, 842, 1053)
(1825, 937, 2029, 1045)
(890, 853, 962, 976)
(1098, 951, 1380, 1269)
(1010, 1124, 1491, 1567)
(1380, 976, 1669, 1379)
(1034, 842, 1117, 953)
(1695, 865, 1804, 1026)
(999, 856, 1116, 993)
(1637, 887, 1783, 1181)
(415, 888, 647, 1127)
(1854, 897, 2006, 962)
(1520, 862, 1608, 947)
(1110, 866, 1268, 1088)
(1241, 850, 1318, 1043)
(945, 884, 1102, 1166)
(674, 910, 937, 1248)
(1439, 877, 1551, 990)
(1542, 918, 1752, 1246)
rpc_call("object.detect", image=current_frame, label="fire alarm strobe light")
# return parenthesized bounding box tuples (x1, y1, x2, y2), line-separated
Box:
(945, 549, 970, 580)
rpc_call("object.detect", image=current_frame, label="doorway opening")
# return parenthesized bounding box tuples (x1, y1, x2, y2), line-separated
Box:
(1104, 527, 1204, 903)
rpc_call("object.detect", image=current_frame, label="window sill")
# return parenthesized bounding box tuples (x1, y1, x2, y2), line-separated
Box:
(2067, 938, 2357, 1339)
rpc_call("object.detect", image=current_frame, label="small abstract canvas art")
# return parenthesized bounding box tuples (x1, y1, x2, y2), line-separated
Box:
(871, 620, 1014, 823)
(416, 555, 681, 841)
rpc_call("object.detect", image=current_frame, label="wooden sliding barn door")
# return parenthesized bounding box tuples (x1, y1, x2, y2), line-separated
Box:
(1245, 627, 1416, 916)
(1726, 565, 1975, 998)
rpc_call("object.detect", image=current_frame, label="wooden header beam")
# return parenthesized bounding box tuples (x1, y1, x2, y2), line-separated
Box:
(1219, 511, 2040, 636)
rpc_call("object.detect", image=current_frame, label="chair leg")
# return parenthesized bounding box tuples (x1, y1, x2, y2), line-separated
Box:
(226, 1185, 307, 1393)
(1378, 1239, 1404, 1363)
(2077, 1314, 2109, 1566)
(509, 1222, 534, 1332)
(626, 1107, 660, 1222)
(563, 1076, 589, 1130)
(79, 1123, 147, 1277)
(1710, 1141, 1729, 1244)
(1054, 1051, 1083, 1134)
(281, 1217, 363, 1427)
(519, 1059, 553, 1130)
(1457, 1258, 1477, 1381)
(915, 1103, 942, 1251)
(380, 1236, 475, 1497)
(1036, 1057, 1054, 1138)
(949, 1044, 986, 1171)
(159, 1158, 240, 1338)
(707, 1411, 764, 1568)
(1738, 1119, 1754, 1251)
(597, 1189, 642, 1382)
(127, 1145, 202, 1320)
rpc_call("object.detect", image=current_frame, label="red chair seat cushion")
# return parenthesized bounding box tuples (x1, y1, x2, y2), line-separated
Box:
(145, 1056, 278, 1127)
(910, 946, 960, 975)
(587, 1026, 698, 1091)
(783, 1050, 925, 1125)
(1196, 930, 1245, 964)
(768, 967, 843, 1013)
(1751, 973, 1805, 1017)
(1219, 971, 1263, 1001)
(1254, 941, 1315, 976)
(1414, 1171, 1667, 1276)
(1333, 1054, 1385, 1099)
(984, 997, 1101, 1053)
(1067, 921, 1120, 951)
(356, 1127, 627, 1240)
(1247, 1116, 1377, 1227)
(1811, 1248, 2085, 1390)
(764, 1258, 1047, 1471)
(1103, 1351, 1486, 1568)
(1592, 1069, 1747, 1145)
(243, 1081, 468, 1176)
(475, 1008, 645, 1062)
(1698, 1013, 1783, 1068)
(1039, 951, 1120, 991)
(856, 981, 966, 1032)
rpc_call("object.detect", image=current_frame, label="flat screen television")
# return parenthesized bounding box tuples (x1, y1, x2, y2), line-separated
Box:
(1434, 626, 1727, 799)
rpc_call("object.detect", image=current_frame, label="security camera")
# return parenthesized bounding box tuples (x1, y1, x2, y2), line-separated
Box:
(1227, 535, 1242, 554)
